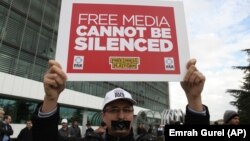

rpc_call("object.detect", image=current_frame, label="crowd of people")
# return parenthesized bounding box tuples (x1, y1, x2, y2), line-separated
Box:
(58, 118, 82, 141)
(0, 59, 241, 141)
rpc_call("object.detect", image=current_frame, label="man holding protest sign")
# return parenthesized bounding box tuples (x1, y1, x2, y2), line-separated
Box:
(31, 0, 210, 140)
(32, 58, 209, 141)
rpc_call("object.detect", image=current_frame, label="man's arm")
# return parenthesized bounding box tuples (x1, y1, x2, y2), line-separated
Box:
(181, 59, 210, 124)
(181, 59, 205, 112)
(42, 60, 67, 112)
(32, 60, 67, 141)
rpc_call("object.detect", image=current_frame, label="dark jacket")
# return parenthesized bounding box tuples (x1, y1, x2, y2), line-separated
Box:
(58, 127, 71, 141)
(69, 126, 82, 139)
(0, 121, 13, 141)
(17, 127, 33, 141)
(32, 103, 210, 141)
(83, 131, 104, 141)
(185, 105, 210, 125)
(32, 103, 60, 141)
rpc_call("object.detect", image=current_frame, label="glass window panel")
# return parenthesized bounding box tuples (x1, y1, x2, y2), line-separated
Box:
(35, 57, 47, 66)
(19, 51, 34, 64)
(0, 97, 36, 123)
(30, 64, 45, 81)
(0, 43, 18, 58)
(0, 11, 4, 35)
(43, 3, 55, 27)
(12, 0, 31, 14)
(38, 34, 50, 57)
(22, 25, 37, 52)
(87, 110, 102, 126)
(15, 59, 31, 78)
(5, 18, 20, 45)
(47, 41, 55, 58)
(60, 107, 83, 126)
(0, 53, 15, 73)
(29, 0, 44, 23)
(73, 82, 83, 92)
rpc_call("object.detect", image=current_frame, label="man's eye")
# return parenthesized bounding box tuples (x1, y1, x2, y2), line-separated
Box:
(110, 109, 119, 113)
(123, 108, 133, 113)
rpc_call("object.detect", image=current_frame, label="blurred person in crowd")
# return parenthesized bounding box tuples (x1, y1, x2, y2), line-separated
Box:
(58, 118, 71, 141)
(223, 110, 240, 125)
(17, 120, 33, 141)
(0, 115, 13, 141)
(137, 123, 147, 135)
(69, 119, 82, 141)
(85, 122, 94, 136)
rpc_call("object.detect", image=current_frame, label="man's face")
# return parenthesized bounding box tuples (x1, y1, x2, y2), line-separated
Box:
(229, 116, 240, 125)
(26, 121, 32, 129)
(73, 121, 78, 127)
(62, 122, 68, 128)
(102, 99, 134, 137)
(5, 116, 11, 124)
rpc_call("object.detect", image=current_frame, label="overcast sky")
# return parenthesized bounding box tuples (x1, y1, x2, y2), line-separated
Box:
(169, 0, 250, 121)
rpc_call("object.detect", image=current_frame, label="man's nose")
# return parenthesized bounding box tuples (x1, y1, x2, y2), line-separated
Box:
(117, 109, 125, 119)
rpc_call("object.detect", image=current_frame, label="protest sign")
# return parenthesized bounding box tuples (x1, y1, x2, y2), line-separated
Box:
(56, 0, 190, 81)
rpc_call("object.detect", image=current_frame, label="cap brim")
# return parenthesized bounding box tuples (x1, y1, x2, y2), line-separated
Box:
(122, 98, 137, 105)
(103, 97, 137, 110)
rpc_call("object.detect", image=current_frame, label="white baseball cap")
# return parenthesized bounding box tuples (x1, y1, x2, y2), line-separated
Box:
(102, 88, 137, 110)
(61, 118, 68, 124)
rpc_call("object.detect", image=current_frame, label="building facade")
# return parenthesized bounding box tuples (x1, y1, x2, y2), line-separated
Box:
(0, 0, 169, 138)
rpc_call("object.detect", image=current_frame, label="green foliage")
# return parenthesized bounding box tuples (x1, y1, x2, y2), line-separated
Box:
(227, 49, 250, 124)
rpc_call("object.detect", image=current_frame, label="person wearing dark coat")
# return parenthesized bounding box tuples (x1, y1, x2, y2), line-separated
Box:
(0, 115, 13, 141)
(32, 59, 210, 141)
(85, 122, 94, 136)
(17, 120, 33, 141)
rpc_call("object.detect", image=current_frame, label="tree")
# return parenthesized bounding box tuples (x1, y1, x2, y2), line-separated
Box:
(227, 49, 250, 124)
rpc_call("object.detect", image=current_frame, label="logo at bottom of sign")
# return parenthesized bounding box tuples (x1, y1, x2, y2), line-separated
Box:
(164, 57, 175, 71)
(73, 56, 84, 70)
